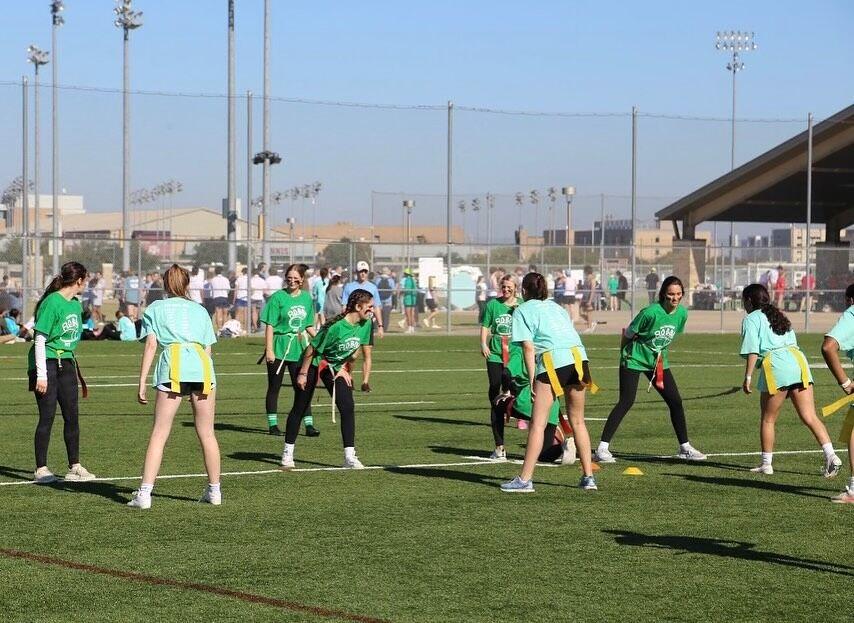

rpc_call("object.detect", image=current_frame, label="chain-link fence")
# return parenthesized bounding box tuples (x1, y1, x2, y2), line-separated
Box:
(1, 232, 849, 335)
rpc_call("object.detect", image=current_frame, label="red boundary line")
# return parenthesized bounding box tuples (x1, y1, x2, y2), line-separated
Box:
(0, 548, 390, 623)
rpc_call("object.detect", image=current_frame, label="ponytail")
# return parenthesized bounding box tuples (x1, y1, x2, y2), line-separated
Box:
(742, 283, 791, 336)
(319, 288, 373, 332)
(34, 261, 87, 319)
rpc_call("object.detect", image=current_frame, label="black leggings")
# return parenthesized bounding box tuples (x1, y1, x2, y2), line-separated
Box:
(266, 359, 300, 414)
(486, 361, 510, 405)
(32, 359, 80, 468)
(491, 399, 561, 462)
(285, 366, 355, 447)
(600, 366, 688, 444)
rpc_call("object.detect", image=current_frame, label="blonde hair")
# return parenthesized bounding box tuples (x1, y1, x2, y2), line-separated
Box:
(163, 264, 190, 298)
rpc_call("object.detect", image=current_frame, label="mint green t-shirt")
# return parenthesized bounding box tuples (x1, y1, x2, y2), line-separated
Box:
(311, 317, 372, 372)
(511, 299, 587, 377)
(260, 289, 314, 361)
(621, 302, 687, 371)
(481, 297, 517, 363)
(740, 309, 811, 392)
(140, 297, 217, 388)
(826, 305, 854, 363)
(27, 292, 82, 371)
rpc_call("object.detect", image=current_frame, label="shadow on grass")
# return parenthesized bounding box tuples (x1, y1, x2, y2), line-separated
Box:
(392, 414, 484, 427)
(662, 473, 834, 500)
(604, 529, 854, 577)
(42, 481, 196, 504)
(385, 466, 507, 488)
(0, 464, 34, 481)
(428, 445, 525, 462)
(227, 451, 337, 469)
(180, 421, 268, 436)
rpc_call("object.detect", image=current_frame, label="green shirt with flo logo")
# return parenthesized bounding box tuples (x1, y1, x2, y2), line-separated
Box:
(481, 297, 516, 363)
(310, 316, 372, 372)
(621, 302, 687, 371)
(260, 289, 314, 361)
(27, 292, 83, 371)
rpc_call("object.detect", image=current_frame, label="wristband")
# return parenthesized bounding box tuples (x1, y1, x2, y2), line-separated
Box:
(744, 375, 752, 384)
(841, 378, 852, 389)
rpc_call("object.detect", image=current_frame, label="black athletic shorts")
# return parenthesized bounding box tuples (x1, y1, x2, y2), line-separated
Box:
(426, 298, 437, 311)
(155, 382, 213, 396)
(535, 360, 591, 389)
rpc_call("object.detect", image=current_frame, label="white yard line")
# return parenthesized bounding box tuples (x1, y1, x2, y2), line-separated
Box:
(0, 448, 845, 488)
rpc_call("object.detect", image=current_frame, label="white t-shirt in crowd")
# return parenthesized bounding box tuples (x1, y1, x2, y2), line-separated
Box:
(235, 274, 248, 300)
(265, 274, 283, 295)
(189, 272, 205, 303)
(250, 275, 266, 301)
(210, 274, 231, 298)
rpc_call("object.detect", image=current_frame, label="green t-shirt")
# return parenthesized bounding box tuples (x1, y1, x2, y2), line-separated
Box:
(481, 297, 517, 363)
(505, 343, 560, 424)
(311, 317, 372, 372)
(260, 289, 314, 361)
(28, 292, 83, 370)
(826, 305, 854, 363)
(621, 302, 687, 371)
(402, 276, 417, 307)
(607, 276, 618, 295)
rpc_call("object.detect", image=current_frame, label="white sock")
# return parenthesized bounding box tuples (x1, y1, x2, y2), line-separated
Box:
(820, 442, 835, 460)
(139, 483, 154, 496)
(848, 477, 854, 491)
(284, 443, 295, 456)
(344, 446, 356, 460)
(207, 483, 221, 494)
(597, 441, 609, 453)
(680, 442, 692, 451)
(761, 452, 772, 466)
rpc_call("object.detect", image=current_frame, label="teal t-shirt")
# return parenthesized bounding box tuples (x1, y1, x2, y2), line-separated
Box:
(402, 276, 417, 307)
(740, 309, 811, 392)
(118, 316, 137, 341)
(260, 289, 314, 361)
(27, 292, 83, 371)
(608, 276, 618, 295)
(481, 297, 517, 363)
(621, 302, 687, 371)
(826, 305, 854, 363)
(511, 299, 587, 376)
(140, 297, 218, 388)
(311, 317, 372, 372)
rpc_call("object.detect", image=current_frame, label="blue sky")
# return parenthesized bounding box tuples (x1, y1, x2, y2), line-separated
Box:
(0, 0, 851, 240)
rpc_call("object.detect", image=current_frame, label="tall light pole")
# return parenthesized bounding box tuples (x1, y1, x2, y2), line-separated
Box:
(403, 199, 414, 269)
(457, 200, 466, 243)
(22, 76, 30, 316)
(115, 0, 143, 272)
(530, 190, 540, 264)
(485, 192, 494, 276)
(471, 197, 481, 245)
(226, 0, 237, 271)
(562, 186, 575, 269)
(261, 0, 272, 266)
(50, 0, 64, 275)
(27, 45, 49, 283)
(716, 30, 757, 289)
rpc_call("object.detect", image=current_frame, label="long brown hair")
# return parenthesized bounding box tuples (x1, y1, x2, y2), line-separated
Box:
(35, 261, 87, 318)
(742, 283, 791, 335)
(163, 264, 190, 298)
(320, 288, 374, 332)
(521, 272, 548, 301)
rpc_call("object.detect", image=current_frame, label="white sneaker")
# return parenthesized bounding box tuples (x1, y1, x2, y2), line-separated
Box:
(64, 463, 96, 481)
(280, 453, 295, 469)
(430, 323, 441, 329)
(750, 463, 774, 475)
(34, 466, 57, 484)
(823, 454, 842, 479)
(593, 447, 616, 463)
(127, 491, 152, 509)
(677, 445, 707, 461)
(397, 319, 406, 329)
(560, 437, 577, 465)
(422, 318, 430, 328)
(200, 489, 222, 505)
(343, 456, 365, 469)
(407, 326, 415, 334)
(489, 447, 507, 461)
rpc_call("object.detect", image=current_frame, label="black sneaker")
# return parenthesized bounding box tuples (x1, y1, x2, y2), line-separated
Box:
(305, 426, 321, 437)
(268, 425, 283, 436)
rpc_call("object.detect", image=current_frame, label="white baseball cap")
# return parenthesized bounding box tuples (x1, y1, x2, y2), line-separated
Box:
(356, 261, 370, 272)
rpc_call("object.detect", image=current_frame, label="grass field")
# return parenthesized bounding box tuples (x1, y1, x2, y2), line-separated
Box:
(0, 334, 850, 622)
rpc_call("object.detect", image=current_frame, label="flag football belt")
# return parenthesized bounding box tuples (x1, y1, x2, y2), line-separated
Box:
(500, 335, 510, 366)
(541, 348, 599, 398)
(55, 350, 88, 399)
(760, 346, 810, 396)
(168, 343, 213, 395)
(646, 351, 666, 393)
(317, 359, 352, 424)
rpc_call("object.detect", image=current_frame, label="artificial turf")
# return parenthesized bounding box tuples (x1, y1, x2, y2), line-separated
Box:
(0, 334, 849, 622)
